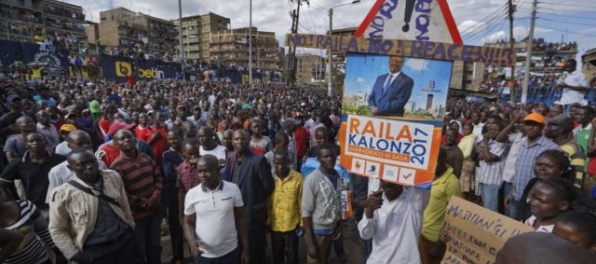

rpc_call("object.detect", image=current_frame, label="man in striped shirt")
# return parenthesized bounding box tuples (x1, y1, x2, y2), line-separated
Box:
(111, 129, 163, 264)
(477, 122, 510, 212)
(545, 114, 586, 189)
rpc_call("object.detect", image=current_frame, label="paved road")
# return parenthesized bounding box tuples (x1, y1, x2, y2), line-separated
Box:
(161, 221, 364, 264)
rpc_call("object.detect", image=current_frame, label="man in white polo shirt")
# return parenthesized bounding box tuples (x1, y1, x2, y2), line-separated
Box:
(182, 154, 250, 264)
(557, 58, 590, 111)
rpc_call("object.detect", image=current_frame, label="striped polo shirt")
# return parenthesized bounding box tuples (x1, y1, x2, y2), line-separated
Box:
(111, 150, 163, 220)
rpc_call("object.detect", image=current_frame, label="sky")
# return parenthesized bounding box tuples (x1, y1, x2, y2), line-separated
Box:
(344, 54, 452, 109)
(64, 0, 596, 57)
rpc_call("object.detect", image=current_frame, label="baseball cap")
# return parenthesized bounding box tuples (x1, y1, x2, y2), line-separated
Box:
(524, 112, 545, 125)
(59, 124, 77, 133)
(89, 101, 100, 114)
(548, 114, 574, 131)
(108, 122, 135, 137)
(282, 118, 301, 127)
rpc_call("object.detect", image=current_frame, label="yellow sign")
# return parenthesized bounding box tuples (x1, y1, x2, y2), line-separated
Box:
(284, 33, 516, 66)
(115, 61, 132, 77)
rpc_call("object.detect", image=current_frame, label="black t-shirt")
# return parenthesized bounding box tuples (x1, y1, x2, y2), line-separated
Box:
(0, 153, 66, 210)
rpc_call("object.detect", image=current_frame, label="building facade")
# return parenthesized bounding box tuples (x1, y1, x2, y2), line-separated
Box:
(173, 13, 230, 62)
(209, 27, 280, 71)
(295, 53, 324, 84)
(0, 0, 87, 54)
(98, 7, 177, 61)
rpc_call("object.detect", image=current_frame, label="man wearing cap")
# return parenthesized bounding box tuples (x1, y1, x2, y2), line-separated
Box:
(88, 93, 101, 121)
(95, 122, 155, 167)
(505, 112, 560, 221)
(545, 114, 586, 189)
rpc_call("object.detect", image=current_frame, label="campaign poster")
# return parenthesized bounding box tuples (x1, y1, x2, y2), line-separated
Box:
(339, 53, 452, 185)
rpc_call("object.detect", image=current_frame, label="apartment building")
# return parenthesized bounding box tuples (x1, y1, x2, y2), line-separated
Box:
(0, 0, 87, 54)
(173, 13, 230, 62)
(98, 7, 177, 61)
(209, 27, 280, 71)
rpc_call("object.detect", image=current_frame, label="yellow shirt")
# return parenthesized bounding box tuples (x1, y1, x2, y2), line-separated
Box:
(422, 165, 462, 242)
(269, 169, 303, 232)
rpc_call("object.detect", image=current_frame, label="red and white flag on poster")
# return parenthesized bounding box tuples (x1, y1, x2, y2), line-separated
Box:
(354, 0, 462, 44)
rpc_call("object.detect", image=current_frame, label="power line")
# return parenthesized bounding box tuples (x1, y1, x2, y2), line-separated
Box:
(538, 17, 596, 27)
(539, 25, 596, 38)
(460, 4, 509, 36)
(539, 1, 596, 9)
(461, 8, 509, 38)
(540, 13, 596, 20)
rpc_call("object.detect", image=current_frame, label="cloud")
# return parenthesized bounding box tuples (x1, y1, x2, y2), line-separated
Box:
(405, 58, 428, 71)
(481, 26, 555, 43)
(458, 20, 486, 35)
(356, 77, 364, 83)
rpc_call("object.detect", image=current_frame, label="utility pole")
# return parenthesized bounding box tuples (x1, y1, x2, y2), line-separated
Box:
(249, 0, 253, 85)
(327, 8, 333, 97)
(508, 0, 516, 104)
(521, 0, 538, 104)
(178, 0, 184, 80)
(286, 0, 308, 86)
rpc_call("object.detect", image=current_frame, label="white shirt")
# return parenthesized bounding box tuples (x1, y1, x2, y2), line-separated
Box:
(560, 70, 589, 105)
(473, 123, 485, 143)
(200, 145, 227, 164)
(55, 141, 71, 156)
(46, 160, 108, 203)
(184, 181, 243, 258)
(358, 187, 426, 264)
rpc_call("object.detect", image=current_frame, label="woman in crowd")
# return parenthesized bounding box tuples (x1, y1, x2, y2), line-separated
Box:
(525, 178, 577, 232)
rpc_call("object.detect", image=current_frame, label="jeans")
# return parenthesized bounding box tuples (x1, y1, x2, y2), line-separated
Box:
(271, 230, 299, 264)
(480, 183, 499, 212)
(133, 211, 162, 264)
(195, 247, 240, 264)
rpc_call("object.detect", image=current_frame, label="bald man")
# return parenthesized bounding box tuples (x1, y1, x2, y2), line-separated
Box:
(47, 130, 108, 203)
(497, 232, 596, 264)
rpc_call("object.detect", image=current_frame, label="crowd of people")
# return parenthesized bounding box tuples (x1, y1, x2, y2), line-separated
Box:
(0, 60, 595, 264)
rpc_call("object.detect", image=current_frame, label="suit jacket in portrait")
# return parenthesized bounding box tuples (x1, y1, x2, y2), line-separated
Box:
(367, 72, 414, 116)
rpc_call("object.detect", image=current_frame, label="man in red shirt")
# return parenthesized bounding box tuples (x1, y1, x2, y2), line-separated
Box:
(293, 112, 309, 172)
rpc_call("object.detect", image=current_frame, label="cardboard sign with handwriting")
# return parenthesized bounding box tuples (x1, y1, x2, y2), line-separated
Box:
(441, 197, 534, 264)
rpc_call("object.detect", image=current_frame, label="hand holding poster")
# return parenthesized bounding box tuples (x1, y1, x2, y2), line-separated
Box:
(442, 197, 533, 264)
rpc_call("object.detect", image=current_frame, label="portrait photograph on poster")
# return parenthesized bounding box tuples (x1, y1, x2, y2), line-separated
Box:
(343, 53, 453, 121)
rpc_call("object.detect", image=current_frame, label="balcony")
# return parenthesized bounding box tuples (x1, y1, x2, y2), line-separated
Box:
(0, 8, 42, 25)
(43, 4, 84, 21)
(44, 18, 85, 33)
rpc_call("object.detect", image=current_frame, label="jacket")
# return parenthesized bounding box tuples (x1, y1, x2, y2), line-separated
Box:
(48, 170, 135, 259)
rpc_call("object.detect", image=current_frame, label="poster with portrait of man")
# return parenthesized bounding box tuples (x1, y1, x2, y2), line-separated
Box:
(339, 53, 452, 186)
(343, 53, 452, 121)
